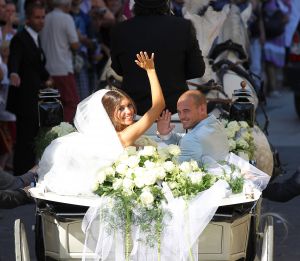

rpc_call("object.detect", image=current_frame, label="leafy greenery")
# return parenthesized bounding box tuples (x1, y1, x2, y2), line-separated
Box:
(35, 127, 57, 159)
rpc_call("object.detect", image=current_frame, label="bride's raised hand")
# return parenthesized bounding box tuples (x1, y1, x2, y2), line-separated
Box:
(135, 51, 154, 71)
(118, 51, 164, 147)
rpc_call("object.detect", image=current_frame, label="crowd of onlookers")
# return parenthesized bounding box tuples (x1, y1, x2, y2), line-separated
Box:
(248, 0, 300, 98)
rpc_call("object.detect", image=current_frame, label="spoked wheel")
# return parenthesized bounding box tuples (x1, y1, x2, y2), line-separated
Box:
(294, 93, 300, 119)
(14, 219, 30, 261)
(260, 216, 274, 261)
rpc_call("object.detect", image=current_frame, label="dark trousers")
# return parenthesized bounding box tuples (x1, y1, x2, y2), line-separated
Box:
(13, 116, 38, 176)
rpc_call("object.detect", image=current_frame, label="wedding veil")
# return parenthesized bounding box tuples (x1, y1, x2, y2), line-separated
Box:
(38, 89, 124, 196)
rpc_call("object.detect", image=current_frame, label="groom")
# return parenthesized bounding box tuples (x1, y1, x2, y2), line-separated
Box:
(157, 90, 300, 203)
(156, 90, 229, 164)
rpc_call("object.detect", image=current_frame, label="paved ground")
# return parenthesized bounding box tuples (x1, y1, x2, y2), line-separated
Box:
(257, 90, 300, 261)
(0, 90, 299, 261)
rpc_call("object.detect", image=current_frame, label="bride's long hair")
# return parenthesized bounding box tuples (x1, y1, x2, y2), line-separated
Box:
(102, 88, 137, 132)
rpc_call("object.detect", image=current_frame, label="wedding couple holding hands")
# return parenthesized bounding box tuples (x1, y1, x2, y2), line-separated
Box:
(38, 51, 229, 196)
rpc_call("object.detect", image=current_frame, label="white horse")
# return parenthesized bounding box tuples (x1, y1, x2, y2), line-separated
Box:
(183, 0, 274, 176)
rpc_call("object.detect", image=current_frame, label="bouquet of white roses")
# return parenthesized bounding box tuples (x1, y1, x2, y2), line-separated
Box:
(35, 122, 76, 159)
(93, 143, 244, 256)
(222, 120, 255, 161)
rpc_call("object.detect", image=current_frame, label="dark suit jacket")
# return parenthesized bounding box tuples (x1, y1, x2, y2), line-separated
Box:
(6, 28, 49, 119)
(0, 170, 34, 209)
(111, 15, 205, 115)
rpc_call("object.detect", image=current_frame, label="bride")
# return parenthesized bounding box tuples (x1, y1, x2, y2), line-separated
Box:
(38, 52, 165, 195)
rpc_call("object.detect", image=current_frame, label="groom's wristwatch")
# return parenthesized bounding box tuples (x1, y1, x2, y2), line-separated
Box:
(156, 131, 172, 141)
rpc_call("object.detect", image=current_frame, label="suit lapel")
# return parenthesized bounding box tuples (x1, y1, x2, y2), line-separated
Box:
(22, 29, 45, 63)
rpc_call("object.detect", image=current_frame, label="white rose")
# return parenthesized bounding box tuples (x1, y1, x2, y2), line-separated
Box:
(241, 131, 251, 141)
(154, 166, 166, 180)
(96, 170, 106, 184)
(168, 182, 178, 189)
(144, 160, 155, 169)
(188, 172, 203, 184)
(179, 161, 192, 173)
(125, 168, 134, 179)
(144, 170, 157, 186)
(51, 125, 63, 136)
(163, 161, 175, 172)
(112, 179, 122, 190)
(134, 174, 145, 188)
(122, 178, 134, 190)
(104, 166, 115, 177)
(118, 151, 129, 162)
(140, 188, 154, 206)
(190, 160, 199, 171)
(236, 138, 249, 149)
(52, 123, 74, 136)
(157, 147, 169, 161)
(227, 121, 240, 132)
(59, 122, 75, 135)
(228, 139, 236, 151)
(139, 146, 156, 157)
(226, 128, 236, 139)
(126, 155, 140, 168)
(134, 166, 146, 176)
(167, 144, 181, 156)
(126, 146, 137, 156)
(115, 163, 128, 175)
(239, 121, 249, 128)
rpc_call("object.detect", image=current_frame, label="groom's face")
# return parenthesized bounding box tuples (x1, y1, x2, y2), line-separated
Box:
(177, 97, 204, 129)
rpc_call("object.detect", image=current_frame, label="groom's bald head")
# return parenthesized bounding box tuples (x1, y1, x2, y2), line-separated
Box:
(178, 90, 207, 107)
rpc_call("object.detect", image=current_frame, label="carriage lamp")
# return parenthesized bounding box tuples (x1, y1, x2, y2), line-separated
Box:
(230, 81, 255, 127)
(38, 88, 63, 127)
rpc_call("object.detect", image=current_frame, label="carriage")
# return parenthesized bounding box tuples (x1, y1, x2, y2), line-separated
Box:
(13, 176, 273, 261)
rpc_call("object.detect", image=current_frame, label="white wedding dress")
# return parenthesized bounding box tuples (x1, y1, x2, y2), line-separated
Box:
(38, 89, 124, 196)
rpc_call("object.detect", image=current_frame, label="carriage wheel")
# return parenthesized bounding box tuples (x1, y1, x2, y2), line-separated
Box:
(14, 219, 30, 261)
(261, 216, 274, 261)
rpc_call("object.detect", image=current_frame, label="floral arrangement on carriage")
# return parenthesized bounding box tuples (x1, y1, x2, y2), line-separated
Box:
(222, 120, 255, 162)
(82, 143, 248, 261)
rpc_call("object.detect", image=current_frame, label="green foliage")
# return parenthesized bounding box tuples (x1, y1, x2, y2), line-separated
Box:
(35, 127, 58, 159)
(229, 176, 244, 194)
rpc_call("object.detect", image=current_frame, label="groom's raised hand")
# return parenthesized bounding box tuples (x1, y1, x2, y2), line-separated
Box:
(157, 110, 175, 135)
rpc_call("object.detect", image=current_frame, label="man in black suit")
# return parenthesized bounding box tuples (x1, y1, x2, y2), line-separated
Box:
(110, 0, 205, 115)
(6, 2, 50, 175)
